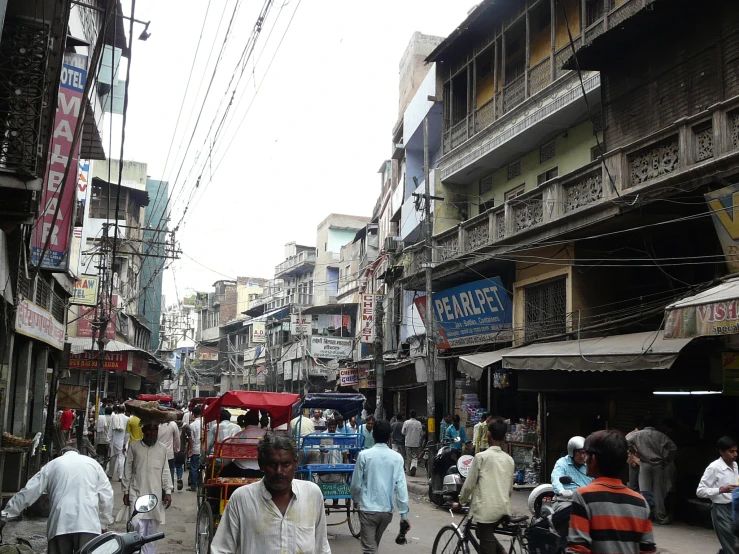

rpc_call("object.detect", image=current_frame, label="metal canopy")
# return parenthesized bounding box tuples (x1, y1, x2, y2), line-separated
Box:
(300, 393, 366, 417)
(501, 331, 693, 372)
(202, 391, 301, 426)
(457, 348, 514, 380)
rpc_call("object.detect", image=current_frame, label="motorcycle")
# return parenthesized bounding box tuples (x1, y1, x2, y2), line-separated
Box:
(525, 476, 574, 554)
(428, 438, 474, 506)
(78, 495, 165, 554)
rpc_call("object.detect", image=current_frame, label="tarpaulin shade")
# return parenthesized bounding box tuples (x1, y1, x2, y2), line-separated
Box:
(457, 349, 514, 380)
(501, 331, 692, 372)
(300, 393, 366, 418)
(664, 277, 739, 339)
(203, 391, 301, 427)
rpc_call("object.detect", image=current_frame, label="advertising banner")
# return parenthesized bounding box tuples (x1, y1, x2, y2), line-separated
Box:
(360, 294, 383, 344)
(31, 53, 88, 271)
(252, 322, 266, 343)
(15, 297, 65, 350)
(69, 351, 129, 371)
(414, 277, 512, 349)
(284, 361, 293, 380)
(290, 314, 312, 336)
(706, 183, 739, 274)
(77, 295, 117, 339)
(72, 275, 99, 306)
(339, 368, 359, 386)
(310, 336, 353, 359)
(256, 366, 266, 385)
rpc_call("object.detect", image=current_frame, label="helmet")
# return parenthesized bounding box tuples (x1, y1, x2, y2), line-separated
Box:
(567, 436, 586, 458)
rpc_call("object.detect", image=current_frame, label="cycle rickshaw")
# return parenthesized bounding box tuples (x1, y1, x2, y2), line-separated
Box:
(195, 391, 301, 554)
(295, 393, 366, 539)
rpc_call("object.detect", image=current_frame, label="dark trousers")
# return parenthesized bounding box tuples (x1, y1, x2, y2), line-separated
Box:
(476, 522, 507, 554)
(168, 458, 175, 484)
(48, 532, 98, 554)
(189, 454, 200, 487)
(358, 511, 392, 554)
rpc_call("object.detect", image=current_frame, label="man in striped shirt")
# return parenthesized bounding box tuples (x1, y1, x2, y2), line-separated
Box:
(567, 429, 656, 554)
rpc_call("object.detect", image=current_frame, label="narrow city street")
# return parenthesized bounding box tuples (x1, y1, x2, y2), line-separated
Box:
(2, 470, 723, 554)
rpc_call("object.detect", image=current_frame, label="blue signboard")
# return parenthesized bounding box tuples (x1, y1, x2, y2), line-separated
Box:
(415, 277, 512, 348)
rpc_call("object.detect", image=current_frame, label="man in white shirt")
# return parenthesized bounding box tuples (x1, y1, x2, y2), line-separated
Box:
(211, 433, 330, 554)
(108, 405, 129, 481)
(220, 410, 266, 478)
(311, 409, 326, 428)
(95, 406, 113, 466)
(0, 447, 114, 554)
(401, 411, 424, 476)
(158, 419, 181, 485)
(456, 418, 514, 554)
(187, 406, 202, 491)
(697, 436, 738, 554)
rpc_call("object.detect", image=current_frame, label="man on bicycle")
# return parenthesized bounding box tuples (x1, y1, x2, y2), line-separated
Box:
(454, 418, 514, 554)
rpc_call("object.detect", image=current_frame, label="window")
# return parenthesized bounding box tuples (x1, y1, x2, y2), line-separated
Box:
(480, 174, 494, 195)
(507, 160, 522, 181)
(540, 141, 556, 163)
(586, 0, 605, 26)
(524, 277, 567, 342)
(479, 200, 495, 213)
(505, 184, 525, 201)
(537, 167, 558, 186)
(592, 112, 603, 133)
(590, 145, 602, 162)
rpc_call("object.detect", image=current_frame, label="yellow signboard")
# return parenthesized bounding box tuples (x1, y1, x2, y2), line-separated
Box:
(72, 275, 99, 306)
(706, 184, 739, 273)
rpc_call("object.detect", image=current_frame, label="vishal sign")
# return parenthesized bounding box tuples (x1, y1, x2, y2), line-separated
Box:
(415, 277, 513, 349)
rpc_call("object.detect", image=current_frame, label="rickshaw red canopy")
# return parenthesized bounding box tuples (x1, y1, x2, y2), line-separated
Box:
(202, 391, 300, 428)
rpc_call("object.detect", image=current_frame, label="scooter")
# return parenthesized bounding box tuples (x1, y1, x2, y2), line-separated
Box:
(77, 495, 165, 554)
(525, 476, 574, 554)
(428, 438, 474, 506)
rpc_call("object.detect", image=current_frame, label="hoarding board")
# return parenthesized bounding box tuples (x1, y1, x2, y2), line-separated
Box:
(339, 368, 359, 386)
(360, 294, 383, 344)
(290, 314, 312, 336)
(414, 277, 512, 349)
(72, 275, 99, 306)
(310, 336, 353, 359)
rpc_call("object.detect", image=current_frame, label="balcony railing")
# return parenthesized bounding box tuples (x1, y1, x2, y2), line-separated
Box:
(275, 250, 316, 276)
(424, 99, 739, 269)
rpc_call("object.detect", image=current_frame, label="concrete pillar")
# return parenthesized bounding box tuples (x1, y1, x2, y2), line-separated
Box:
(12, 340, 33, 437)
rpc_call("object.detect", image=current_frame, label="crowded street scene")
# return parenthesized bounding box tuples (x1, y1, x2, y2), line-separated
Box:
(2, 0, 739, 552)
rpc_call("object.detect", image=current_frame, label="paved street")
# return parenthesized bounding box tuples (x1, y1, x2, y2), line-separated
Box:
(2, 472, 723, 553)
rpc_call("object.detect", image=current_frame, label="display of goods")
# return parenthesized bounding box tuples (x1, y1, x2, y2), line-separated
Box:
(2, 432, 33, 448)
(124, 400, 180, 424)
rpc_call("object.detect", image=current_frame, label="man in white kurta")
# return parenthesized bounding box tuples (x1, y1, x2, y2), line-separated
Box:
(109, 406, 129, 480)
(122, 423, 173, 554)
(0, 447, 114, 554)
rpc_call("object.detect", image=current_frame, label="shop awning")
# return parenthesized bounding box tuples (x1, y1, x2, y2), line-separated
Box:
(458, 349, 514, 380)
(664, 277, 739, 339)
(502, 331, 692, 372)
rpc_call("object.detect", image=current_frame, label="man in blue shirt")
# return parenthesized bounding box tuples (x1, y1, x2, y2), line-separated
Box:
(351, 420, 409, 553)
(359, 415, 376, 448)
(551, 436, 593, 495)
(445, 415, 468, 452)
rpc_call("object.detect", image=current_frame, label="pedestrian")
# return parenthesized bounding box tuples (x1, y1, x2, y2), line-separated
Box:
(187, 406, 202, 491)
(108, 405, 129, 481)
(348, 416, 358, 433)
(626, 413, 677, 525)
(454, 418, 514, 554)
(175, 415, 191, 491)
(567, 429, 656, 554)
(207, 408, 240, 452)
(391, 414, 406, 460)
(95, 407, 112, 466)
(359, 415, 376, 449)
(625, 419, 644, 491)
(311, 409, 326, 428)
(440, 413, 452, 441)
(220, 410, 265, 478)
(210, 433, 330, 554)
(319, 419, 347, 506)
(473, 413, 492, 454)
(350, 419, 409, 554)
(125, 404, 143, 444)
(122, 422, 173, 554)
(401, 410, 424, 476)
(335, 414, 350, 434)
(60, 408, 75, 444)
(158, 418, 180, 484)
(445, 414, 467, 452)
(0, 446, 113, 554)
(697, 436, 738, 554)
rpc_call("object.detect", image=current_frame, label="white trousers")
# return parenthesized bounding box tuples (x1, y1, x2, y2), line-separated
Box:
(109, 430, 125, 480)
(133, 518, 160, 554)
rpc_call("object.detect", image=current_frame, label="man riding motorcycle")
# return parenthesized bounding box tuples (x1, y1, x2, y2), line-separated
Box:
(551, 436, 592, 495)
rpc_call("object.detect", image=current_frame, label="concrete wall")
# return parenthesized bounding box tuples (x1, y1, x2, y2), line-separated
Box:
(91, 159, 148, 191)
(398, 32, 445, 117)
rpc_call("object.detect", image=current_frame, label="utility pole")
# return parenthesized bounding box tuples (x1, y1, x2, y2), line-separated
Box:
(373, 296, 385, 421)
(423, 116, 436, 438)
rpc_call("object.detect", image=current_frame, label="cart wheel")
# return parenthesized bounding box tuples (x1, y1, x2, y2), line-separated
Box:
(196, 501, 214, 554)
(347, 500, 361, 539)
(196, 469, 205, 507)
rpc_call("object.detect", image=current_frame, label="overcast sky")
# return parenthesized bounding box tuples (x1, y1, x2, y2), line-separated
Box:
(110, 0, 479, 305)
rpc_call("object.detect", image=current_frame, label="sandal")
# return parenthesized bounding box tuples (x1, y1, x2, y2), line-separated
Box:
(177, 479, 183, 491)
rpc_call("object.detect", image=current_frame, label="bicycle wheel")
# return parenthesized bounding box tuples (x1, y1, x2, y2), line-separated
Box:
(506, 530, 526, 554)
(432, 525, 466, 554)
(195, 501, 214, 554)
(347, 500, 361, 539)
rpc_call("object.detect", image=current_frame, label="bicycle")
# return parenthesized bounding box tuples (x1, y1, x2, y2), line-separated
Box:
(432, 508, 529, 554)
